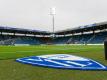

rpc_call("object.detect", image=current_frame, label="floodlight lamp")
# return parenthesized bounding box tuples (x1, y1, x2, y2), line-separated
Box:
(50, 7, 56, 15)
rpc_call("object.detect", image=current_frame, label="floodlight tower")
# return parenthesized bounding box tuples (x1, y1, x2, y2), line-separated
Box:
(50, 7, 56, 37)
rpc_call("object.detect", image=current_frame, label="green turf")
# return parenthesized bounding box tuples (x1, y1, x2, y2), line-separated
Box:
(0, 45, 107, 80)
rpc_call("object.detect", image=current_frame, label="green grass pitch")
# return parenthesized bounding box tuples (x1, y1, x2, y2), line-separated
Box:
(0, 45, 107, 80)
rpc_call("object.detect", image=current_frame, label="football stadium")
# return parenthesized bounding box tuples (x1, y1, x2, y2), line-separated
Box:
(0, 21, 107, 80)
(1, 0, 107, 80)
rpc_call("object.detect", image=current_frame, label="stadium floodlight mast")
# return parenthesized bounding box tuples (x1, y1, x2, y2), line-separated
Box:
(50, 7, 56, 38)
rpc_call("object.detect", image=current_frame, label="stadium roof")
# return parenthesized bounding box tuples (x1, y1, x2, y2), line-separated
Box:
(0, 21, 107, 36)
(0, 26, 51, 35)
(55, 21, 107, 35)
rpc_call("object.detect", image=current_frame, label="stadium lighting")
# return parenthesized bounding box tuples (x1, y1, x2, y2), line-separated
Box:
(50, 7, 56, 37)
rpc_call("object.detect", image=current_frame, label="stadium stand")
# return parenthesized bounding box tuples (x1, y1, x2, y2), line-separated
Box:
(53, 31, 107, 44)
(54, 22, 107, 44)
(0, 21, 107, 45)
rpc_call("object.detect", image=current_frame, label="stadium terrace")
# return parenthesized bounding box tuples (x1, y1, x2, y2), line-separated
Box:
(0, 21, 107, 45)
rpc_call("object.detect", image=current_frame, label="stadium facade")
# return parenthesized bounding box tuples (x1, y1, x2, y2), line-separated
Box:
(0, 21, 107, 45)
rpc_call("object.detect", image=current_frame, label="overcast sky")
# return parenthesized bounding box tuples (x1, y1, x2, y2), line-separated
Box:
(0, 0, 106, 31)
